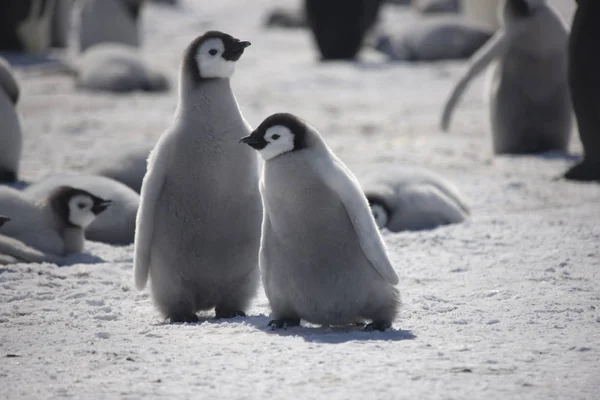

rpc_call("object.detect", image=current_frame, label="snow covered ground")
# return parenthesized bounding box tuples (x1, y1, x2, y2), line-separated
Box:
(1, 1, 599, 399)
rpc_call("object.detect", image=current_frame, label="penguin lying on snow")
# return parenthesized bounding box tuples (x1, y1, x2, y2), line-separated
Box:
(0, 56, 22, 183)
(86, 144, 153, 193)
(134, 31, 263, 323)
(241, 113, 400, 332)
(25, 173, 140, 245)
(0, 186, 110, 261)
(360, 167, 470, 232)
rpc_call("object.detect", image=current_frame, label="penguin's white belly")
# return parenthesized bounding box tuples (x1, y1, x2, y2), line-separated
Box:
(0, 90, 22, 174)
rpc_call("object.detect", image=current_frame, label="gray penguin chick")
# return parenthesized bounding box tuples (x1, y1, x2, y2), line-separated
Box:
(374, 16, 493, 62)
(241, 113, 401, 332)
(77, 0, 143, 52)
(0, 56, 22, 183)
(0, 186, 110, 257)
(86, 144, 153, 193)
(76, 43, 169, 93)
(24, 173, 139, 245)
(360, 167, 470, 232)
(440, 0, 572, 154)
(133, 31, 263, 323)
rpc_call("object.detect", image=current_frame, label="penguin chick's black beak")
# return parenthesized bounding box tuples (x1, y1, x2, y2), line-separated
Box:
(240, 135, 268, 150)
(0, 216, 10, 227)
(92, 199, 112, 215)
(222, 40, 251, 61)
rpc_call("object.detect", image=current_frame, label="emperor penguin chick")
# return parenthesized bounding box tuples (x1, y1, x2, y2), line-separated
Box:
(133, 31, 262, 323)
(241, 113, 401, 332)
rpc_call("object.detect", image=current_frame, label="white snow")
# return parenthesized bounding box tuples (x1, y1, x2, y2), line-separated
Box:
(1, 1, 599, 399)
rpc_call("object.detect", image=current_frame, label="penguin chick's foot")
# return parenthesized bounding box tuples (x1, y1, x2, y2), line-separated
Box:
(168, 313, 200, 324)
(214, 309, 247, 319)
(267, 318, 301, 330)
(364, 321, 392, 332)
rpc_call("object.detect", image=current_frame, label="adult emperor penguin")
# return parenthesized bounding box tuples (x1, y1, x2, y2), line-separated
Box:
(241, 113, 400, 332)
(0, 56, 22, 183)
(133, 31, 262, 323)
(0, 186, 111, 257)
(77, 0, 143, 52)
(440, 0, 572, 155)
(563, 0, 600, 181)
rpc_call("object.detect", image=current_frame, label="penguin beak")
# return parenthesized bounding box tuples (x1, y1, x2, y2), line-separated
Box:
(240, 135, 267, 150)
(92, 199, 112, 215)
(222, 40, 251, 61)
(0, 216, 10, 227)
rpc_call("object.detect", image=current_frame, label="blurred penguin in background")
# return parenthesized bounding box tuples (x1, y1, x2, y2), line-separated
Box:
(305, 0, 384, 60)
(0, 56, 22, 183)
(0, 0, 56, 53)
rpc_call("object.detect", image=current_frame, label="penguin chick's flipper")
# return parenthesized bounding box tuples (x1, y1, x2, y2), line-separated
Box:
(167, 313, 200, 324)
(563, 160, 600, 182)
(268, 319, 301, 330)
(214, 309, 247, 319)
(364, 321, 392, 332)
(440, 29, 507, 132)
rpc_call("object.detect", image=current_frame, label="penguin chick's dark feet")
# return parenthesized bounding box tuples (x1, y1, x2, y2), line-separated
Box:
(168, 313, 200, 323)
(364, 321, 392, 332)
(214, 309, 247, 319)
(267, 318, 301, 330)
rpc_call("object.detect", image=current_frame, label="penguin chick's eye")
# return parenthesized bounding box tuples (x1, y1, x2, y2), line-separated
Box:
(78, 203, 86, 209)
(271, 134, 280, 140)
(209, 49, 218, 56)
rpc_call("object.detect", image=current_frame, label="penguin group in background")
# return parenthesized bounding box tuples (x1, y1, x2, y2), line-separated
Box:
(361, 167, 470, 232)
(75, 0, 170, 93)
(440, 0, 572, 155)
(241, 113, 400, 332)
(133, 31, 263, 323)
(305, 0, 384, 60)
(0, 185, 110, 260)
(25, 173, 140, 245)
(562, 0, 600, 182)
(0, 56, 22, 183)
(373, 16, 493, 62)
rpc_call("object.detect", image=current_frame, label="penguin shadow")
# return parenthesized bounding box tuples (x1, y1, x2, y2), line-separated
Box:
(60, 252, 105, 266)
(532, 151, 581, 162)
(245, 314, 417, 344)
(0, 51, 74, 74)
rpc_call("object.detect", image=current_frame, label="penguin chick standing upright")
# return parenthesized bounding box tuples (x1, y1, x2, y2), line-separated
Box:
(0, 56, 22, 183)
(133, 31, 262, 323)
(241, 113, 400, 332)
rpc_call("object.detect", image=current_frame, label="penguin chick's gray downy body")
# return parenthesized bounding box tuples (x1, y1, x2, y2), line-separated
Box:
(25, 173, 140, 245)
(86, 144, 153, 193)
(361, 167, 470, 232)
(77, 0, 143, 52)
(0, 186, 110, 258)
(563, 0, 600, 181)
(374, 16, 493, 62)
(440, 0, 572, 155)
(241, 113, 400, 332)
(77, 43, 169, 93)
(133, 31, 262, 323)
(0, 56, 22, 183)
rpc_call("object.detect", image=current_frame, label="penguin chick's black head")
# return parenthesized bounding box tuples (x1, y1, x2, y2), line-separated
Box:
(184, 31, 251, 82)
(506, 0, 534, 17)
(240, 113, 307, 161)
(0, 215, 10, 228)
(49, 186, 112, 228)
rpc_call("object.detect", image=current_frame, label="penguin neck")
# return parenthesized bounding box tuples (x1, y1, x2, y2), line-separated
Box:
(175, 78, 245, 138)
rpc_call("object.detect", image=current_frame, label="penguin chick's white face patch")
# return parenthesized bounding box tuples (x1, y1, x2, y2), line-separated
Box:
(370, 203, 389, 229)
(195, 38, 235, 79)
(68, 195, 96, 228)
(258, 126, 295, 161)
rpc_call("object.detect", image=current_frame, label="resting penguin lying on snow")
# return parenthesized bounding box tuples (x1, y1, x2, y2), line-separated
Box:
(360, 167, 470, 232)
(440, 0, 572, 155)
(0, 215, 63, 265)
(562, 0, 600, 182)
(305, 0, 384, 60)
(0, 186, 110, 259)
(25, 173, 139, 245)
(86, 144, 153, 193)
(373, 16, 494, 62)
(0, 56, 22, 183)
